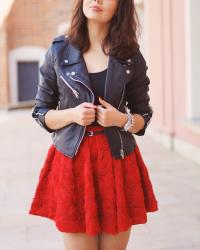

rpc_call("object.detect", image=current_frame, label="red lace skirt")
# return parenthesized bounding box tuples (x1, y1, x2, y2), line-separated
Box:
(28, 125, 158, 236)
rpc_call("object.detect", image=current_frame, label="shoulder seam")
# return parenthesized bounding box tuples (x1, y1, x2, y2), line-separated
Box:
(52, 34, 68, 44)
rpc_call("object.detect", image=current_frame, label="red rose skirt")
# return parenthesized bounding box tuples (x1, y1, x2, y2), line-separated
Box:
(28, 125, 158, 236)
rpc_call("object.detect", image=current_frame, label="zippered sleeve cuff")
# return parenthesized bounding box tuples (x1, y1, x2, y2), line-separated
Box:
(32, 106, 56, 133)
(132, 106, 153, 136)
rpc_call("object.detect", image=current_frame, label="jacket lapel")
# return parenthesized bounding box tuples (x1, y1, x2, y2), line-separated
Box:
(60, 38, 131, 106)
(61, 41, 93, 91)
(104, 56, 128, 105)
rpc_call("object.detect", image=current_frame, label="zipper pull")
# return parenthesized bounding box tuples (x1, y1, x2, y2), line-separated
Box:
(60, 75, 80, 99)
(72, 89, 79, 99)
(58, 101, 61, 110)
(120, 148, 125, 159)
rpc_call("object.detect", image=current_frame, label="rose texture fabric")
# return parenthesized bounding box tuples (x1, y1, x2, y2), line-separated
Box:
(29, 125, 158, 236)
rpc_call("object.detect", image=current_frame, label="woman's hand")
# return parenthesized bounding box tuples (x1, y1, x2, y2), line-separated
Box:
(72, 102, 97, 126)
(96, 96, 127, 128)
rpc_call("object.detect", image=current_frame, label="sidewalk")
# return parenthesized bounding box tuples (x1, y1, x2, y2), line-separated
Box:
(0, 109, 200, 250)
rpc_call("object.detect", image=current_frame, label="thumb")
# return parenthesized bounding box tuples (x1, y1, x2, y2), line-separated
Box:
(98, 96, 112, 108)
(82, 102, 97, 109)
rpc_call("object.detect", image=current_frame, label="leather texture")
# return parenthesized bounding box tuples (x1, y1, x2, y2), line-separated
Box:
(32, 34, 153, 159)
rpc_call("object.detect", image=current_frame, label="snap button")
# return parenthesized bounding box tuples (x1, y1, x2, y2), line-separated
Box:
(127, 58, 132, 63)
(126, 69, 131, 74)
(66, 72, 70, 75)
(64, 59, 69, 63)
(71, 72, 75, 75)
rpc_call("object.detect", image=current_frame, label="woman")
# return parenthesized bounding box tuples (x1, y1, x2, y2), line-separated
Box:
(29, 0, 158, 249)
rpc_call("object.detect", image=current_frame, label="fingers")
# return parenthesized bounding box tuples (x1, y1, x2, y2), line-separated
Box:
(83, 108, 96, 116)
(97, 105, 105, 110)
(81, 102, 97, 109)
(83, 109, 96, 122)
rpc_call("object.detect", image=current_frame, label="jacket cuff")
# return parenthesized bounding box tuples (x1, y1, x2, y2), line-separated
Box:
(32, 107, 56, 133)
(133, 109, 152, 136)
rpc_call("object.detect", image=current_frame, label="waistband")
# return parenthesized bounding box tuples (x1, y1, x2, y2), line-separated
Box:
(85, 125, 105, 136)
(85, 125, 105, 132)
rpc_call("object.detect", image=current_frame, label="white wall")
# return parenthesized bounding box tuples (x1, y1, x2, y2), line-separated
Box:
(185, 0, 200, 120)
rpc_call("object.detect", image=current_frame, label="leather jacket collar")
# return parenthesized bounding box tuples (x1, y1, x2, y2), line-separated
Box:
(57, 35, 134, 106)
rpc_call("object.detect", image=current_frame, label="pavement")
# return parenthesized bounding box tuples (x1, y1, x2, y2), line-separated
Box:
(0, 109, 200, 250)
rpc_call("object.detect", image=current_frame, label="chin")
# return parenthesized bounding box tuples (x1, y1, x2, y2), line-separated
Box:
(87, 16, 105, 23)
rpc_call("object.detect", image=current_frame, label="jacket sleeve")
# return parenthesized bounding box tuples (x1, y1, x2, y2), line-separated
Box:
(31, 44, 59, 133)
(125, 48, 153, 136)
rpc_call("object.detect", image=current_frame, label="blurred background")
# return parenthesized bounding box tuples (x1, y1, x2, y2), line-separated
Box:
(0, 0, 200, 249)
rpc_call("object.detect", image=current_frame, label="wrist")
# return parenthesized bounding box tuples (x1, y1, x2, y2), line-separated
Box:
(64, 108, 75, 124)
(119, 108, 136, 132)
(118, 112, 128, 128)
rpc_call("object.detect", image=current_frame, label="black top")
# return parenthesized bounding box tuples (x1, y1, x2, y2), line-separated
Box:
(88, 68, 107, 126)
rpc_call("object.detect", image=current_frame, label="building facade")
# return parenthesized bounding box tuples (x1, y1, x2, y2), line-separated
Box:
(0, 0, 73, 109)
(143, 0, 200, 164)
(0, 0, 199, 163)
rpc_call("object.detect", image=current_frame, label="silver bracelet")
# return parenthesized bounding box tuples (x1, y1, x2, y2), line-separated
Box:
(123, 106, 135, 131)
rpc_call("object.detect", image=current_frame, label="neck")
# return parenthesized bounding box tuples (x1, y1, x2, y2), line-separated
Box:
(87, 20, 109, 51)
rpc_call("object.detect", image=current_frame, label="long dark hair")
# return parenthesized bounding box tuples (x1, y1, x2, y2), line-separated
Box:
(66, 0, 141, 60)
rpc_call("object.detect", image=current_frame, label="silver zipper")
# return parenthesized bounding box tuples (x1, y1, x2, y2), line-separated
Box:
(57, 100, 61, 110)
(141, 113, 149, 117)
(60, 75, 80, 99)
(116, 85, 126, 159)
(32, 111, 45, 116)
(69, 74, 95, 156)
(118, 85, 126, 110)
(116, 128, 125, 159)
(69, 75, 95, 103)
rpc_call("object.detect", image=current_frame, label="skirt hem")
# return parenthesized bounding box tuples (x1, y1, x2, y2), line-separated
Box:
(28, 197, 158, 236)
(28, 208, 158, 236)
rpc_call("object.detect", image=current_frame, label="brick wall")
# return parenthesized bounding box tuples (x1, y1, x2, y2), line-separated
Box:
(0, 0, 73, 108)
(7, 0, 73, 49)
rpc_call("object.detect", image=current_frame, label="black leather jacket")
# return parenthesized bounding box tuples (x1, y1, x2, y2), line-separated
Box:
(32, 35, 153, 159)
